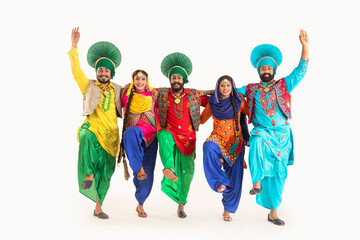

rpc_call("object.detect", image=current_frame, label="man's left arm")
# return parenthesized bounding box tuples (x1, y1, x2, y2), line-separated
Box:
(284, 29, 309, 94)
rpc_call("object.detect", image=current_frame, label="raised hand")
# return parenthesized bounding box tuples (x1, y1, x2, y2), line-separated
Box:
(299, 29, 309, 61)
(299, 29, 309, 48)
(71, 27, 80, 48)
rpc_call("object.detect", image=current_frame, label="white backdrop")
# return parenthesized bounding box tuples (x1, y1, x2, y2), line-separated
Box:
(1, 0, 359, 239)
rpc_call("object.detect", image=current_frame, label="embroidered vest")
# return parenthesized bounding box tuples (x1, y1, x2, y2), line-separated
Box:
(246, 78, 291, 123)
(83, 80, 122, 118)
(158, 88, 201, 131)
(126, 101, 156, 129)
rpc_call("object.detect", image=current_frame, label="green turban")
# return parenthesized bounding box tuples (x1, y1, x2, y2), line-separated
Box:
(161, 52, 192, 83)
(87, 41, 121, 79)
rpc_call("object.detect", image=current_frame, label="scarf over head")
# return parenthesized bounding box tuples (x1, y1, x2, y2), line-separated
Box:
(125, 70, 153, 114)
(208, 78, 242, 120)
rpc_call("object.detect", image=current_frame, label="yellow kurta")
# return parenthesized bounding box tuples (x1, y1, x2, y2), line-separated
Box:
(68, 48, 120, 157)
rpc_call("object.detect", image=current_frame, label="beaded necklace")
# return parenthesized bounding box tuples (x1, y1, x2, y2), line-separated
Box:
(99, 84, 112, 112)
(258, 79, 276, 93)
(170, 91, 186, 118)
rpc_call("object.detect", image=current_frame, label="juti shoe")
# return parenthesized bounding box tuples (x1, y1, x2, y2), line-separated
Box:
(82, 180, 93, 189)
(267, 214, 285, 226)
(177, 210, 187, 218)
(93, 210, 109, 219)
(249, 186, 262, 195)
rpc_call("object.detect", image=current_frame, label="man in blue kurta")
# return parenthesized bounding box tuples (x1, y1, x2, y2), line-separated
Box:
(237, 29, 309, 226)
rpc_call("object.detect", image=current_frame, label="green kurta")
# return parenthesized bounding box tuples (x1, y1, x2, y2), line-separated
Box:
(157, 130, 195, 205)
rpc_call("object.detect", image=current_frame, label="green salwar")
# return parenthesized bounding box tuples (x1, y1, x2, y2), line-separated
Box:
(157, 130, 195, 205)
(78, 123, 116, 205)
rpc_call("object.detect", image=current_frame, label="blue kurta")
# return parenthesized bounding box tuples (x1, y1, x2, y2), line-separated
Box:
(237, 59, 308, 210)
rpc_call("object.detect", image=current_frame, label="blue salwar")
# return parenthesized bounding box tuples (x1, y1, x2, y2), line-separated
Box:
(124, 126, 158, 206)
(237, 59, 308, 211)
(203, 141, 244, 213)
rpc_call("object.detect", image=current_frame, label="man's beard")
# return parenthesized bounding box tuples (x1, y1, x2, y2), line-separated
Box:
(97, 76, 110, 84)
(171, 82, 184, 93)
(260, 73, 274, 82)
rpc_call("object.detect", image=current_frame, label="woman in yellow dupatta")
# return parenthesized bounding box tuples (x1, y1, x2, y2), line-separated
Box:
(118, 70, 158, 218)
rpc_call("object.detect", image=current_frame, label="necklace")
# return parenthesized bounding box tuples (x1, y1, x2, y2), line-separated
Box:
(258, 79, 276, 93)
(170, 91, 186, 104)
(170, 92, 186, 118)
(99, 84, 112, 112)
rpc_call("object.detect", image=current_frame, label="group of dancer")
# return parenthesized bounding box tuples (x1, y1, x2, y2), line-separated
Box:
(68, 27, 309, 226)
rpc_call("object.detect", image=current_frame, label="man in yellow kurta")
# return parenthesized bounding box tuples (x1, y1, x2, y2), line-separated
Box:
(68, 27, 122, 219)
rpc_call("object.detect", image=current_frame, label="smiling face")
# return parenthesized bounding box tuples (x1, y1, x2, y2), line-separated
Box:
(96, 67, 111, 83)
(259, 65, 274, 82)
(218, 79, 232, 99)
(170, 73, 184, 93)
(133, 72, 148, 92)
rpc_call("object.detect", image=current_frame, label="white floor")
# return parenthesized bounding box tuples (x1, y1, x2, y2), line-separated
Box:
(7, 153, 353, 240)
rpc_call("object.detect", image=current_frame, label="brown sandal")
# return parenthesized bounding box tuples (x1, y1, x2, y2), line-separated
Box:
(136, 207, 148, 218)
(137, 171, 147, 180)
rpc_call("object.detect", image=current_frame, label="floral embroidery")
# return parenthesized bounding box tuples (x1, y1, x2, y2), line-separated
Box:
(271, 119, 276, 127)
(188, 125, 193, 132)
(259, 87, 277, 117)
(101, 129, 111, 139)
(206, 135, 240, 166)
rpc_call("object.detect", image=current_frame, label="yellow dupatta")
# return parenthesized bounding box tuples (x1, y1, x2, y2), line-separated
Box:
(126, 70, 153, 114)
